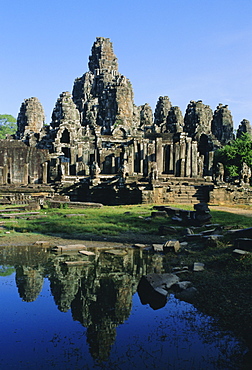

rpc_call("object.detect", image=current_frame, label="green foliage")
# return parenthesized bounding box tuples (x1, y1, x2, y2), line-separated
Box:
(215, 133, 252, 177)
(0, 114, 17, 139)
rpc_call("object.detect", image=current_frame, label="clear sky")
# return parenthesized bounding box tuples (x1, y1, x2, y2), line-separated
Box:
(1, 0, 251, 128)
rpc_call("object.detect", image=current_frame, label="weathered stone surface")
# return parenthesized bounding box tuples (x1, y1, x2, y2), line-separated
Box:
(232, 249, 251, 256)
(211, 104, 234, 144)
(78, 250, 94, 256)
(193, 262, 205, 271)
(234, 238, 252, 252)
(165, 106, 184, 133)
(163, 240, 181, 253)
(73, 37, 135, 136)
(17, 97, 45, 140)
(184, 100, 213, 140)
(139, 103, 153, 129)
(230, 227, 252, 239)
(151, 211, 167, 218)
(51, 92, 81, 128)
(154, 96, 172, 130)
(173, 281, 192, 291)
(236, 119, 252, 139)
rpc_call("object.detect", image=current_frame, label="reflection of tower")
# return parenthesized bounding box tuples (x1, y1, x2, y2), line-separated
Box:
(48, 247, 168, 362)
(70, 251, 136, 362)
(15, 266, 44, 302)
(86, 275, 133, 362)
(49, 259, 87, 312)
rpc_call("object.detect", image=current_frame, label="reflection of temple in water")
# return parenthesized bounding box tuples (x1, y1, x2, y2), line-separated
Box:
(16, 266, 44, 302)
(0, 245, 165, 361)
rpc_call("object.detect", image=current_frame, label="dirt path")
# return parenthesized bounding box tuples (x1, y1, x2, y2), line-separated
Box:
(209, 205, 252, 217)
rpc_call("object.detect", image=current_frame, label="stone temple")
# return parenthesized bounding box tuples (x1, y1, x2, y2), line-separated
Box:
(0, 37, 251, 205)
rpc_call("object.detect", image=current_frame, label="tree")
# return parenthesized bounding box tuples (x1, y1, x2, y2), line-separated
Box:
(0, 114, 17, 139)
(214, 133, 252, 178)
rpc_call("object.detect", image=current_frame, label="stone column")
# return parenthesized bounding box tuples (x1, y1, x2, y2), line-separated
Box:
(3, 165, 8, 184)
(42, 162, 48, 184)
(191, 141, 198, 177)
(0, 167, 3, 185)
(156, 137, 163, 174)
(208, 151, 214, 177)
(179, 134, 186, 177)
(169, 143, 174, 174)
(185, 137, 192, 177)
(143, 142, 148, 176)
(111, 155, 116, 174)
(134, 140, 138, 173)
(174, 142, 180, 177)
(139, 142, 144, 174)
(24, 163, 29, 185)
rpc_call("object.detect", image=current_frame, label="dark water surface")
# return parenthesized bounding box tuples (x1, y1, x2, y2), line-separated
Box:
(0, 245, 247, 369)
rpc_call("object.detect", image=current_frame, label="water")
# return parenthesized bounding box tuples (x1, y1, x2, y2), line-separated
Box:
(0, 245, 247, 369)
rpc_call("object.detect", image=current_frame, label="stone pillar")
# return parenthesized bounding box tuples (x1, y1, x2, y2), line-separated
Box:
(139, 142, 144, 174)
(208, 151, 214, 177)
(0, 167, 3, 185)
(143, 142, 148, 176)
(3, 165, 8, 184)
(134, 140, 138, 173)
(156, 137, 163, 174)
(128, 143, 134, 175)
(169, 143, 174, 174)
(191, 141, 198, 177)
(24, 163, 29, 185)
(185, 137, 192, 177)
(174, 142, 180, 177)
(111, 155, 116, 174)
(42, 162, 48, 184)
(179, 135, 186, 177)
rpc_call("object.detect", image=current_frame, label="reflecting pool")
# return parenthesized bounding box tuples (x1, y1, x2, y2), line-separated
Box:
(0, 245, 247, 369)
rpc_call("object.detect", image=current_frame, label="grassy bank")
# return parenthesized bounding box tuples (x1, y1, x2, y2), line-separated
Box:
(1, 203, 251, 241)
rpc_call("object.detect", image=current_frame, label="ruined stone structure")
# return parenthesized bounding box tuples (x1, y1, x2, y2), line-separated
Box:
(0, 37, 251, 205)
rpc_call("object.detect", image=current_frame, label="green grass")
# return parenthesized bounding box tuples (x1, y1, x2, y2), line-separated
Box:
(1, 204, 251, 239)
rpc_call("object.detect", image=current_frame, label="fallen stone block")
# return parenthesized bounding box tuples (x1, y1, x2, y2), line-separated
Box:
(173, 281, 192, 292)
(151, 211, 168, 218)
(234, 238, 252, 252)
(78, 250, 95, 256)
(158, 225, 177, 235)
(193, 262, 205, 271)
(163, 240, 180, 253)
(230, 227, 252, 239)
(133, 243, 148, 249)
(233, 249, 251, 256)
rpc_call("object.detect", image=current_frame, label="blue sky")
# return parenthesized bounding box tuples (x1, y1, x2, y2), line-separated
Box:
(1, 0, 251, 128)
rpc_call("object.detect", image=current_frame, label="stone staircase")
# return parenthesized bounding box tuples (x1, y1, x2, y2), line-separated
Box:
(170, 184, 212, 204)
